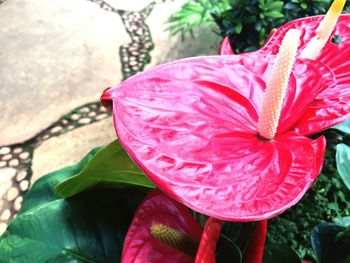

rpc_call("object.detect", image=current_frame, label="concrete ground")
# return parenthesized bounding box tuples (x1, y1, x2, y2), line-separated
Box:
(0, 0, 221, 232)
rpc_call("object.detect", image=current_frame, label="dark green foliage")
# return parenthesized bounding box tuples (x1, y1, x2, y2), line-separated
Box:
(214, 0, 350, 53)
(168, 0, 350, 53)
(262, 244, 301, 263)
(212, 0, 285, 53)
(216, 235, 243, 263)
(0, 148, 147, 263)
(311, 223, 350, 263)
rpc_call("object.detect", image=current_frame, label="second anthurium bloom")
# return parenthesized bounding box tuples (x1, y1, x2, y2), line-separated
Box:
(122, 188, 266, 262)
(102, 0, 350, 221)
(122, 189, 225, 263)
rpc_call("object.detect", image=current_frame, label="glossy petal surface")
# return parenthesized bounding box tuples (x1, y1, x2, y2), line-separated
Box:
(102, 55, 332, 135)
(102, 56, 326, 221)
(261, 15, 350, 134)
(122, 189, 202, 263)
(195, 218, 223, 263)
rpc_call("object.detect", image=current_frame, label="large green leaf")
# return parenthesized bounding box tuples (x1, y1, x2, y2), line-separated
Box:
(311, 223, 350, 263)
(55, 140, 155, 198)
(0, 149, 147, 263)
(336, 144, 350, 191)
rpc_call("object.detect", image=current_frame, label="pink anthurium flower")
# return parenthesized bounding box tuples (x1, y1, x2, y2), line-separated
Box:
(122, 189, 227, 262)
(122, 189, 202, 262)
(122, 188, 267, 263)
(101, 2, 350, 221)
(101, 50, 327, 221)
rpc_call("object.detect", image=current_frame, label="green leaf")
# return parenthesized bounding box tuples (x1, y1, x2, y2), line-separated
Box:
(55, 140, 155, 198)
(21, 148, 100, 212)
(264, 11, 284, 18)
(336, 144, 350, 191)
(327, 202, 339, 211)
(311, 223, 350, 263)
(265, 1, 284, 11)
(0, 149, 147, 263)
(235, 22, 243, 34)
(336, 225, 350, 241)
(333, 120, 350, 134)
(300, 2, 308, 9)
(262, 244, 301, 263)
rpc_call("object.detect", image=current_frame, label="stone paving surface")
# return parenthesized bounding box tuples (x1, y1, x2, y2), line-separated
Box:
(31, 118, 116, 183)
(0, 0, 128, 145)
(0, 0, 221, 231)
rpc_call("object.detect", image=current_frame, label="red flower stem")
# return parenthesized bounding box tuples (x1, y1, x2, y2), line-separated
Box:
(243, 220, 268, 263)
(195, 218, 224, 263)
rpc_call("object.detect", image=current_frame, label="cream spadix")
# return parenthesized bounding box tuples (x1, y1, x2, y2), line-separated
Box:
(150, 223, 198, 257)
(300, 0, 345, 59)
(257, 29, 301, 140)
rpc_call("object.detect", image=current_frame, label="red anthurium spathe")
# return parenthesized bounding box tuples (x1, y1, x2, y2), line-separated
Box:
(101, 52, 328, 221)
(102, 7, 350, 221)
(122, 189, 202, 262)
(195, 218, 223, 263)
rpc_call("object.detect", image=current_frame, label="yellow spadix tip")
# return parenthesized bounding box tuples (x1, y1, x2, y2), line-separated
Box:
(330, 0, 346, 13)
(301, 0, 345, 59)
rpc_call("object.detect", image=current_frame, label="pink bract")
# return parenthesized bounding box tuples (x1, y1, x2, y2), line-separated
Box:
(102, 15, 350, 221)
(122, 189, 202, 262)
(219, 36, 234, 55)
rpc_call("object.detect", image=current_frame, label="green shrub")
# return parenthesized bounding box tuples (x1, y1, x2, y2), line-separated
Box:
(167, 0, 350, 53)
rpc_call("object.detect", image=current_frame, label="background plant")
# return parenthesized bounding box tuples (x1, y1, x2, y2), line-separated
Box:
(166, 0, 231, 39)
(167, 0, 350, 53)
